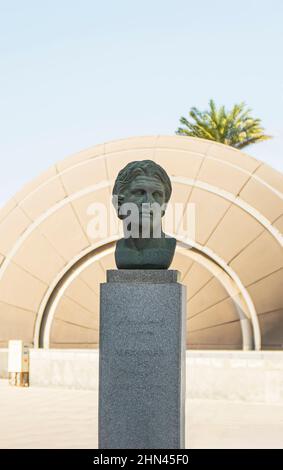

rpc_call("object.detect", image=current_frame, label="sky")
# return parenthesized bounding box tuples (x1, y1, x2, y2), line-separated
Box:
(0, 0, 282, 206)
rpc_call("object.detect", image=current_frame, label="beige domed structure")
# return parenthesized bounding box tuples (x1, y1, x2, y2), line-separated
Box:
(0, 135, 282, 351)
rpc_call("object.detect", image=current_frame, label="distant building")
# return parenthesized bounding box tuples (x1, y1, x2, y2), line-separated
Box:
(0, 136, 282, 350)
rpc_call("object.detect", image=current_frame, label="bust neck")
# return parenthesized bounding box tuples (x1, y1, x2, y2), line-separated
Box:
(124, 231, 166, 251)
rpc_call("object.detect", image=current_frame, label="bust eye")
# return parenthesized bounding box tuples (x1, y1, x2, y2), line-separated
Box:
(133, 189, 145, 196)
(153, 191, 163, 198)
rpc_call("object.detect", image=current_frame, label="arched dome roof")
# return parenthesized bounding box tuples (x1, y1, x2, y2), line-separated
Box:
(0, 136, 282, 350)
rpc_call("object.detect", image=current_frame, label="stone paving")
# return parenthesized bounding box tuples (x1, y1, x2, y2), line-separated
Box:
(0, 379, 283, 449)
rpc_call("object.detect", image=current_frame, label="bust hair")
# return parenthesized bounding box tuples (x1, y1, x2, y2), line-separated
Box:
(112, 160, 172, 206)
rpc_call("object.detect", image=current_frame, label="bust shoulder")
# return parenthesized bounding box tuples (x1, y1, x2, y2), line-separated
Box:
(164, 235, 176, 248)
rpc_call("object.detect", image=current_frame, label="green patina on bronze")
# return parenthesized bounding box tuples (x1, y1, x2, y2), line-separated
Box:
(112, 160, 176, 269)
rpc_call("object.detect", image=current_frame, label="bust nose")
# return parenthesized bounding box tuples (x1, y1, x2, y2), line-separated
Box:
(145, 191, 155, 204)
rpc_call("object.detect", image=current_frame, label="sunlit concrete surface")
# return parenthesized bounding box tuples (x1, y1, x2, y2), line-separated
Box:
(0, 379, 98, 449)
(187, 399, 283, 449)
(1, 379, 283, 449)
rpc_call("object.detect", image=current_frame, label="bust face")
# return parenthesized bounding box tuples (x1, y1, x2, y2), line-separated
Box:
(120, 174, 166, 236)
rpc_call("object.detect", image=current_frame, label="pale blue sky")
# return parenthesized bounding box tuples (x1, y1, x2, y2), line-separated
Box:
(0, 0, 282, 205)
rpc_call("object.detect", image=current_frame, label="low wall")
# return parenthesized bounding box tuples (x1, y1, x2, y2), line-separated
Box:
(30, 349, 99, 391)
(189, 351, 283, 403)
(0, 349, 8, 378)
(25, 349, 283, 404)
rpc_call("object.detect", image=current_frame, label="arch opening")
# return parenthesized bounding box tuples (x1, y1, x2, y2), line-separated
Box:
(37, 240, 258, 351)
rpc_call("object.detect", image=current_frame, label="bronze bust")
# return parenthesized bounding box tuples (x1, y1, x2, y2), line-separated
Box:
(112, 160, 176, 269)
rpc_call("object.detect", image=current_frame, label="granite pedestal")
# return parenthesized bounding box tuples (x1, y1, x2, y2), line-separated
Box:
(99, 270, 186, 449)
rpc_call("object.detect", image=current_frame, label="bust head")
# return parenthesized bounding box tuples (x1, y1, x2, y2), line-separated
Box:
(112, 159, 172, 220)
(112, 160, 176, 268)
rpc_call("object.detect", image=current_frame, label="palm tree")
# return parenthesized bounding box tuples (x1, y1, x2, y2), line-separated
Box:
(176, 100, 272, 149)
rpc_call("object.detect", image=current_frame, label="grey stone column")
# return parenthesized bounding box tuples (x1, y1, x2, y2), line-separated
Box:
(99, 270, 186, 449)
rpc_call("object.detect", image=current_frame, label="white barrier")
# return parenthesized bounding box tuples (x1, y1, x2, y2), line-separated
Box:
(23, 349, 283, 404)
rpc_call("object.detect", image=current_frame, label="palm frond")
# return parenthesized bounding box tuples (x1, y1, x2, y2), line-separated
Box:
(176, 100, 272, 149)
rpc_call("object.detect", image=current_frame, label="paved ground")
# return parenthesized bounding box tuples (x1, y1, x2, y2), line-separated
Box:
(0, 379, 283, 449)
